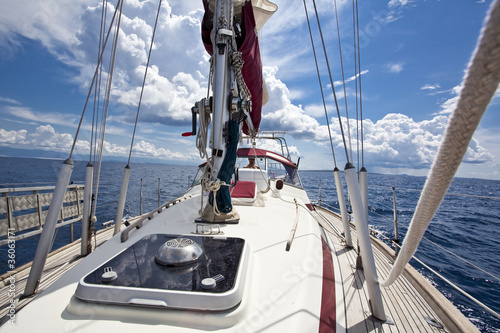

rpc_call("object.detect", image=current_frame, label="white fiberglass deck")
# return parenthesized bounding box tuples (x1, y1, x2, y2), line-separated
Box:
(0, 184, 479, 332)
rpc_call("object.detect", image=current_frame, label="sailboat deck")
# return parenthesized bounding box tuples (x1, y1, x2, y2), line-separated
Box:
(0, 226, 116, 323)
(0, 203, 479, 332)
(315, 205, 478, 333)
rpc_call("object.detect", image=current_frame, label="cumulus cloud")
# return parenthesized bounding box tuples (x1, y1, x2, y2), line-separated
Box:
(260, 65, 493, 169)
(261, 66, 335, 142)
(133, 140, 199, 160)
(0, 124, 200, 161)
(0, 125, 88, 152)
(259, 65, 493, 169)
(239, 138, 300, 159)
(362, 114, 445, 168)
(0, 0, 94, 57)
(342, 113, 493, 168)
(1, 1, 208, 128)
(0, 0, 496, 175)
(0, 129, 27, 144)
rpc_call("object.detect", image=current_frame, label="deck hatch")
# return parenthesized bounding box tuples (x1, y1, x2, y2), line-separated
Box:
(75, 234, 248, 311)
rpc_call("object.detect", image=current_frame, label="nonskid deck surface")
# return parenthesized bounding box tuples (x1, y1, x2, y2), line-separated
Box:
(316, 205, 478, 333)
(0, 226, 116, 322)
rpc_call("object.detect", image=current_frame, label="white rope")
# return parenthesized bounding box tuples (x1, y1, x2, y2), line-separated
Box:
(199, 174, 231, 216)
(382, 0, 500, 287)
(196, 100, 211, 160)
(232, 51, 251, 102)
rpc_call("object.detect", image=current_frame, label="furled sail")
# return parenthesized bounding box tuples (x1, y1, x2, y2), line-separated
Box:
(202, 0, 276, 134)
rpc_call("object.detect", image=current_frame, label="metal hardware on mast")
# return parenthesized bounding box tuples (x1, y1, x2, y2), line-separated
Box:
(81, 162, 94, 256)
(345, 162, 386, 320)
(24, 159, 74, 296)
(211, 0, 233, 176)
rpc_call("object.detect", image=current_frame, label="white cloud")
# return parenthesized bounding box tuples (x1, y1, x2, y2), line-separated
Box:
(434, 85, 463, 115)
(386, 62, 404, 73)
(0, 124, 88, 153)
(360, 113, 493, 168)
(261, 66, 334, 142)
(0, 0, 496, 177)
(0, 124, 200, 161)
(1, 1, 208, 128)
(239, 138, 300, 159)
(421, 84, 441, 91)
(304, 104, 329, 118)
(260, 65, 493, 170)
(133, 140, 199, 160)
(388, 0, 413, 8)
(0, 97, 21, 105)
(0, 129, 27, 144)
(333, 70, 369, 87)
(5, 106, 79, 127)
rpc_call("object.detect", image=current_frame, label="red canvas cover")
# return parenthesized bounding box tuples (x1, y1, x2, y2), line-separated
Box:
(237, 148, 297, 169)
(201, 1, 263, 134)
(230, 180, 257, 198)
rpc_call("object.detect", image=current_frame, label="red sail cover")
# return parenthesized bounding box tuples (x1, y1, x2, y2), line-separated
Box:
(202, 0, 263, 134)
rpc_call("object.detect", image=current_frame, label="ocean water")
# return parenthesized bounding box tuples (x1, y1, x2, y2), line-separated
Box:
(0, 156, 499, 332)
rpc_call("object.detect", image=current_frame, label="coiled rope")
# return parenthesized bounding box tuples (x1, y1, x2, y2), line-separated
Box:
(382, 0, 500, 287)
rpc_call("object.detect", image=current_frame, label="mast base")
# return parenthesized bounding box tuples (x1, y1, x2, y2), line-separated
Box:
(198, 203, 240, 224)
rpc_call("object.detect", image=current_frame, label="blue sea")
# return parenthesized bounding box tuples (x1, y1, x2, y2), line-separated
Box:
(0, 156, 499, 332)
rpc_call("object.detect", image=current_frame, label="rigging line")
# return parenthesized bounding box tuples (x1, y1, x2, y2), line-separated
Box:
(68, 0, 121, 159)
(372, 228, 500, 320)
(93, 0, 109, 165)
(351, 0, 359, 171)
(333, 0, 354, 164)
(93, 21, 118, 215)
(370, 184, 500, 201)
(413, 251, 500, 320)
(422, 234, 500, 283)
(310, 0, 350, 162)
(302, 0, 337, 168)
(90, 0, 107, 163)
(127, 0, 163, 165)
(92, 0, 125, 218)
(355, 0, 365, 167)
(370, 226, 500, 316)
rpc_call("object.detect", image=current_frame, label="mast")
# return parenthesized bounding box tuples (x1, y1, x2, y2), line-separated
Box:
(211, 0, 233, 176)
(196, 0, 241, 223)
(195, 0, 275, 222)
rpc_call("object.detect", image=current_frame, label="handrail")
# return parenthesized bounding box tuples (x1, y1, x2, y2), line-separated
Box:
(120, 195, 192, 243)
(0, 184, 84, 194)
(0, 184, 84, 241)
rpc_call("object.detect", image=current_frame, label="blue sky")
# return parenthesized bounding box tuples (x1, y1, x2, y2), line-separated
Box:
(0, 0, 499, 179)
